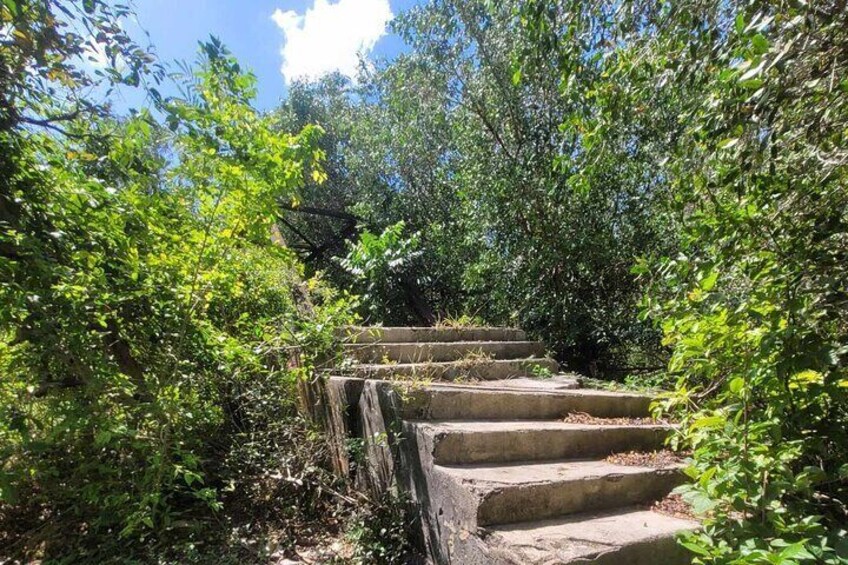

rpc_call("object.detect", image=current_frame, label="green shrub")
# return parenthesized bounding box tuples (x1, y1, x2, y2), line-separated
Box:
(519, 0, 848, 561)
(0, 27, 355, 560)
(344, 491, 417, 565)
(339, 221, 425, 324)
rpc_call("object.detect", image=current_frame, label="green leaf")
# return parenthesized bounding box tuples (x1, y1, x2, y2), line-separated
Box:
(698, 466, 717, 487)
(777, 541, 815, 560)
(729, 377, 744, 394)
(739, 78, 764, 89)
(691, 415, 725, 429)
(3, 0, 19, 17)
(735, 13, 746, 35)
(95, 430, 112, 446)
(512, 68, 522, 86)
(700, 270, 719, 291)
(680, 540, 711, 556)
(752, 34, 769, 54)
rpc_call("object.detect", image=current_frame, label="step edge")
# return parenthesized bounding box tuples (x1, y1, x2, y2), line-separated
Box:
(348, 357, 557, 369)
(484, 506, 699, 534)
(413, 420, 674, 431)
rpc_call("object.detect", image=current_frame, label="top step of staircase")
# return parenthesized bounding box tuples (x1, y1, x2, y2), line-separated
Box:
(343, 326, 527, 343)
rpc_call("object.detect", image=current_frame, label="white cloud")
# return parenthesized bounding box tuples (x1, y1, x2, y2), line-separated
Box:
(271, 0, 392, 84)
(81, 29, 127, 72)
(84, 37, 111, 69)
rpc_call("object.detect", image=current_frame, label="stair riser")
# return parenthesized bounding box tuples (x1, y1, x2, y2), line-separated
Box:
(475, 469, 684, 526)
(431, 427, 670, 465)
(478, 522, 695, 565)
(347, 358, 559, 381)
(581, 535, 693, 565)
(401, 389, 651, 420)
(345, 327, 526, 343)
(345, 341, 546, 363)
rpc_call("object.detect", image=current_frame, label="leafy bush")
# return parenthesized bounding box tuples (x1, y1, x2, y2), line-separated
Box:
(344, 491, 417, 565)
(520, 0, 848, 561)
(338, 221, 426, 324)
(0, 8, 355, 559)
(641, 2, 848, 561)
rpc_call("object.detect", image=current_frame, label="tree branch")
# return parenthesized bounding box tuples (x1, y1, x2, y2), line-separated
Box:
(278, 201, 361, 223)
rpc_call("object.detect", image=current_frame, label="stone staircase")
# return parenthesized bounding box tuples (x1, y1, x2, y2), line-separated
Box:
(322, 327, 697, 564)
(340, 326, 560, 381)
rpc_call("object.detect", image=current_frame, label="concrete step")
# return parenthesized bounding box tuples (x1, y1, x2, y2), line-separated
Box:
(481, 508, 696, 565)
(414, 420, 671, 465)
(344, 326, 527, 344)
(343, 357, 559, 381)
(325, 326, 697, 563)
(343, 340, 546, 363)
(399, 385, 651, 420)
(437, 459, 684, 526)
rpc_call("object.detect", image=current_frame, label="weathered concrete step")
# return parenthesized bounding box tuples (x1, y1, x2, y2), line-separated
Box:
(400, 385, 651, 420)
(344, 340, 546, 363)
(344, 358, 559, 381)
(438, 460, 684, 526)
(344, 326, 527, 344)
(482, 508, 696, 565)
(416, 420, 671, 465)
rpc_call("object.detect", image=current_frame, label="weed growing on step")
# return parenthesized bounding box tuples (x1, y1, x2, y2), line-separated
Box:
(449, 374, 480, 384)
(434, 314, 486, 328)
(581, 372, 675, 393)
(381, 353, 399, 365)
(457, 349, 495, 364)
(391, 375, 435, 405)
(529, 364, 554, 379)
(452, 350, 495, 381)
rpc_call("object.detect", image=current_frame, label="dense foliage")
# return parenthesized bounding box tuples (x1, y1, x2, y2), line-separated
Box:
(647, 3, 847, 562)
(1, 2, 353, 561)
(273, 1, 675, 373)
(1, 0, 846, 563)
(520, 0, 848, 561)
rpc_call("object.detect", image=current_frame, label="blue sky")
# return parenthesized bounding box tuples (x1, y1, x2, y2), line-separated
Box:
(115, 0, 420, 111)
